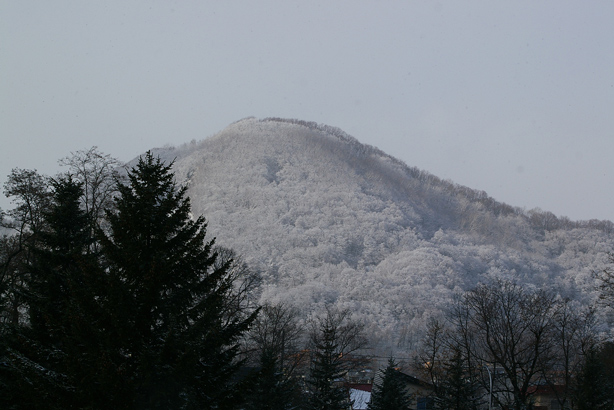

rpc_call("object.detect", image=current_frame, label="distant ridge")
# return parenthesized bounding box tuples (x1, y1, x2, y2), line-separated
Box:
(140, 117, 613, 354)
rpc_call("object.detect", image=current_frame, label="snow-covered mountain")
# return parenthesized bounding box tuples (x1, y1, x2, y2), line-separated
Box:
(142, 117, 613, 354)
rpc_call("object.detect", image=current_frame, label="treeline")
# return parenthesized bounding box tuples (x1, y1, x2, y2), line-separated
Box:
(363, 280, 614, 410)
(414, 280, 614, 410)
(0, 149, 372, 409)
(0, 150, 255, 408)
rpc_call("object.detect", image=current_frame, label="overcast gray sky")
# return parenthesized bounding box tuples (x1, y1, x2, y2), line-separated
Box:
(2, 1, 613, 221)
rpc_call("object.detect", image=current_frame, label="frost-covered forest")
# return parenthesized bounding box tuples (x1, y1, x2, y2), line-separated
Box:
(144, 117, 614, 354)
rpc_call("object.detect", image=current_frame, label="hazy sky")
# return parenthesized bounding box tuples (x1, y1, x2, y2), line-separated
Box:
(2, 1, 613, 221)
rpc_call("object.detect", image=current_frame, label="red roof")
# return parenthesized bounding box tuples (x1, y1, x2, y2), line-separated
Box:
(347, 383, 372, 392)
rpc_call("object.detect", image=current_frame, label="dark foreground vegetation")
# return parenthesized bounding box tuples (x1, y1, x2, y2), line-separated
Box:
(416, 281, 614, 410)
(1, 148, 613, 409)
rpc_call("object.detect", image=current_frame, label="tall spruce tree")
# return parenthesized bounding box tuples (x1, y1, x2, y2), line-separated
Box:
(367, 357, 412, 410)
(574, 343, 614, 410)
(434, 348, 480, 410)
(307, 320, 350, 410)
(0, 176, 101, 409)
(98, 152, 257, 409)
(245, 349, 299, 410)
(306, 308, 367, 410)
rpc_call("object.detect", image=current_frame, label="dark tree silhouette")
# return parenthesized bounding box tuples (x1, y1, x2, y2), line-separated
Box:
(368, 357, 412, 410)
(306, 307, 367, 410)
(97, 152, 258, 409)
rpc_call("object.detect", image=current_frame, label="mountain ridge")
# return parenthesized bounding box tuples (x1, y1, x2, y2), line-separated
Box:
(156, 117, 613, 232)
(140, 117, 613, 353)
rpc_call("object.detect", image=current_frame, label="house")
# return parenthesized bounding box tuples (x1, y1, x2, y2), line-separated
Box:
(348, 383, 372, 410)
(395, 372, 434, 410)
(366, 369, 434, 410)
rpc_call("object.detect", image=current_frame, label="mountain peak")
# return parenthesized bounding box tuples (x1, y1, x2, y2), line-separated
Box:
(138, 118, 612, 354)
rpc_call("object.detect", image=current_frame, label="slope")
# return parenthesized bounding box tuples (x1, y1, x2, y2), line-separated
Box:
(146, 117, 613, 353)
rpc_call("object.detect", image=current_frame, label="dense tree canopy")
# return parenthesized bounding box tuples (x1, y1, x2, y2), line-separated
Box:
(418, 280, 602, 410)
(597, 252, 614, 308)
(0, 152, 258, 409)
(156, 118, 614, 355)
(574, 342, 614, 410)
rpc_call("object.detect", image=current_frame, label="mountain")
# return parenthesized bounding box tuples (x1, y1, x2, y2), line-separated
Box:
(143, 117, 613, 354)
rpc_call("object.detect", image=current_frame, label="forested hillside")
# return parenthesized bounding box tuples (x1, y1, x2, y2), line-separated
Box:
(141, 117, 613, 354)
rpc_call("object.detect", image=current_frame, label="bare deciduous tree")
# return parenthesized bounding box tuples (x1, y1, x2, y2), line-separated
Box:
(2, 168, 51, 236)
(1, 169, 51, 326)
(545, 300, 597, 410)
(249, 302, 303, 371)
(445, 281, 559, 410)
(596, 252, 614, 308)
(58, 147, 124, 239)
(417, 318, 448, 391)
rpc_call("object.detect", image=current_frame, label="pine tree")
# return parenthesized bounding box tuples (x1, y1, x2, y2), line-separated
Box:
(245, 349, 300, 410)
(0, 176, 101, 409)
(0, 153, 259, 409)
(307, 308, 366, 410)
(307, 321, 350, 410)
(98, 152, 257, 409)
(574, 343, 614, 410)
(434, 347, 480, 410)
(367, 357, 412, 410)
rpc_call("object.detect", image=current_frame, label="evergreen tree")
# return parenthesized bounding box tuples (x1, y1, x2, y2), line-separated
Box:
(245, 349, 300, 410)
(307, 321, 350, 410)
(98, 152, 257, 409)
(368, 357, 412, 410)
(434, 348, 480, 410)
(574, 343, 614, 410)
(0, 176, 101, 409)
(306, 308, 367, 410)
(0, 153, 259, 409)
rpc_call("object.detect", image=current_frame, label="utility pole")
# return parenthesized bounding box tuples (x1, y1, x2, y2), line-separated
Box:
(483, 364, 493, 410)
